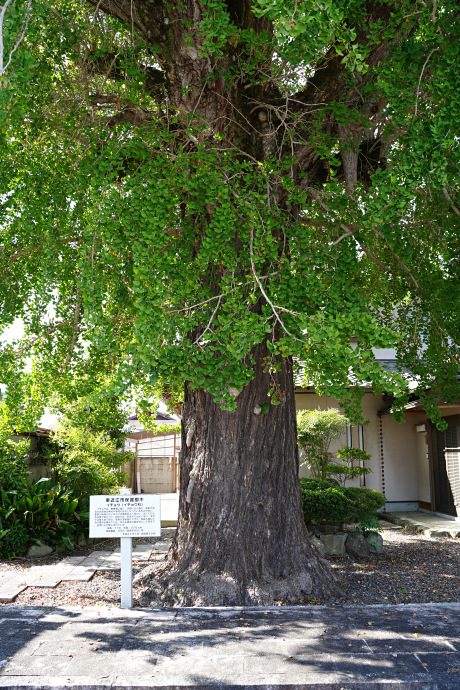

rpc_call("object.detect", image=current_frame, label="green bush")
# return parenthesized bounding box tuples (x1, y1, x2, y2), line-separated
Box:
(0, 523, 29, 559)
(0, 439, 30, 491)
(301, 486, 354, 524)
(340, 486, 387, 522)
(50, 424, 131, 497)
(300, 477, 386, 527)
(0, 478, 88, 559)
(300, 477, 338, 492)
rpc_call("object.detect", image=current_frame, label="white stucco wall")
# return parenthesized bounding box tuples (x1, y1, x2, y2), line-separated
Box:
(294, 390, 422, 505)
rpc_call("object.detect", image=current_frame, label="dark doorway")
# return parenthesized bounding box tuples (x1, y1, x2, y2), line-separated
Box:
(430, 416, 460, 517)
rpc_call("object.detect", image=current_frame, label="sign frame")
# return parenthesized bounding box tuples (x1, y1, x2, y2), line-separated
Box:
(89, 490, 161, 608)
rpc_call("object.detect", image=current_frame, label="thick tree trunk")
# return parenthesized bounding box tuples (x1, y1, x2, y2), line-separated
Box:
(137, 343, 338, 606)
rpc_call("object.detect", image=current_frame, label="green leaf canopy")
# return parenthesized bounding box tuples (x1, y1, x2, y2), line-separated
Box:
(1, 0, 459, 429)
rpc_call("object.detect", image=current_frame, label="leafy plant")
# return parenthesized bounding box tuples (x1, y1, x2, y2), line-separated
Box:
(300, 477, 386, 529)
(0, 438, 30, 491)
(300, 480, 353, 524)
(49, 424, 132, 498)
(297, 409, 348, 479)
(326, 447, 372, 486)
(341, 486, 387, 523)
(0, 478, 88, 557)
(0, 522, 29, 559)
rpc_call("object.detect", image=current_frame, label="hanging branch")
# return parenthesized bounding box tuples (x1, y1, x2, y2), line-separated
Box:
(0, 0, 32, 77)
(59, 288, 82, 374)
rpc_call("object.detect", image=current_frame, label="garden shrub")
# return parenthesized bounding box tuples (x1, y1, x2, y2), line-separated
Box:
(301, 486, 353, 524)
(340, 486, 387, 522)
(0, 523, 29, 559)
(0, 478, 88, 559)
(50, 424, 131, 498)
(0, 439, 30, 491)
(300, 477, 386, 529)
(300, 477, 338, 492)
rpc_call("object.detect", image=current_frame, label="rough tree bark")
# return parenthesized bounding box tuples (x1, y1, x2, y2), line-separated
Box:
(138, 343, 337, 606)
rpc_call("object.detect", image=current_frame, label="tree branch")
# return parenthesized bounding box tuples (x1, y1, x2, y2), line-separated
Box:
(59, 288, 82, 374)
(8, 319, 72, 356)
(443, 187, 460, 217)
(0, 0, 32, 77)
(85, 0, 168, 47)
(6, 237, 83, 263)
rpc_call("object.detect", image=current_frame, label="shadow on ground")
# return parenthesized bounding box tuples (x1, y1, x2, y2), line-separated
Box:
(1, 604, 459, 687)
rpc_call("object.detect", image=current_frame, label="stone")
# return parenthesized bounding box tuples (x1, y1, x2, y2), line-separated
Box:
(309, 536, 328, 558)
(346, 532, 369, 558)
(27, 541, 53, 557)
(343, 523, 360, 533)
(77, 534, 87, 547)
(366, 531, 384, 554)
(319, 533, 347, 557)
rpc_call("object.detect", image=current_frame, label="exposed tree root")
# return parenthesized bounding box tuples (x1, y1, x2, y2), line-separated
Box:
(134, 544, 339, 607)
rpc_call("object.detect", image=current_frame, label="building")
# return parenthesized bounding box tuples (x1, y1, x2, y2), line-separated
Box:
(124, 411, 181, 495)
(296, 362, 460, 520)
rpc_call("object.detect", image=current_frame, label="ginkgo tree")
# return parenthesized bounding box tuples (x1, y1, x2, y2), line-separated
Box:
(0, 0, 459, 605)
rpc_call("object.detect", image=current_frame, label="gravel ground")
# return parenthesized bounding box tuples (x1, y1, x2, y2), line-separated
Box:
(0, 525, 458, 608)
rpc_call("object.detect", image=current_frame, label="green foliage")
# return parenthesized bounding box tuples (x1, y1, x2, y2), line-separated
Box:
(301, 480, 353, 524)
(358, 514, 382, 536)
(0, 478, 87, 558)
(0, 438, 30, 491)
(49, 424, 132, 498)
(54, 396, 132, 450)
(0, 522, 29, 559)
(341, 486, 387, 522)
(325, 462, 371, 485)
(0, 0, 459, 431)
(297, 409, 348, 478)
(300, 477, 386, 528)
(327, 446, 372, 485)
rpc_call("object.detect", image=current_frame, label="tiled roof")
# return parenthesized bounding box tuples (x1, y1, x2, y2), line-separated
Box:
(128, 410, 177, 422)
(295, 360, 412, 389)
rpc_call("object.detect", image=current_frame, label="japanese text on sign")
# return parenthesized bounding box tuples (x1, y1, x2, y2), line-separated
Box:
(89, 494, 161, 538)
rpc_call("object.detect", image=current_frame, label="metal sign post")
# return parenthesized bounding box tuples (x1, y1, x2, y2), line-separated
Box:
(119, 488, 133, 608)
(89, 491, 161, 608)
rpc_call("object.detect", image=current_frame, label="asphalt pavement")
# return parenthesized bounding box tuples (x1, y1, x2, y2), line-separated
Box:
(0, 603, 459, 688)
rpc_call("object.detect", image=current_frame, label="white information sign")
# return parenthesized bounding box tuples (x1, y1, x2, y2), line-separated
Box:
(89, 494, 161, 538)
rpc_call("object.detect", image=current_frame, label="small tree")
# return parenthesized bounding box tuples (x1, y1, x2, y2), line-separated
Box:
(297, 409, 348, 479)
(297, 411, 371, 485)
(326, 447, 372, 486)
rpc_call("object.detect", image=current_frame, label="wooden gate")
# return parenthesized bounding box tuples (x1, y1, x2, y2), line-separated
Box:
(430, 416, 460, 517)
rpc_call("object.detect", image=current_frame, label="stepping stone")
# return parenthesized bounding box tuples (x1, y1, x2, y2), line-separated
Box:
(152, 542, 170, 553)
(97, 558, 121, 570)
(61, 566, 96, 582)
(22, 565, 64, 587)
(132, 544, 153, 560)
(94, 555, 121, 571)
(60, 556, 87, 566)
(79, 551, 113, 567)
(0, 583, 28, 602)
(0, 571, 24, 587)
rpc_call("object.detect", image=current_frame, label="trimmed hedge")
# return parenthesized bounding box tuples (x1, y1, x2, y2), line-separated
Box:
(300, 477, 386, 525)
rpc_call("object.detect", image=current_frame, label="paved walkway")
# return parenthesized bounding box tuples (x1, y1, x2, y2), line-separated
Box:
(0, 540, 172, 603)
(385, 511, 460, 538)
(0, 603, 459, 688)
